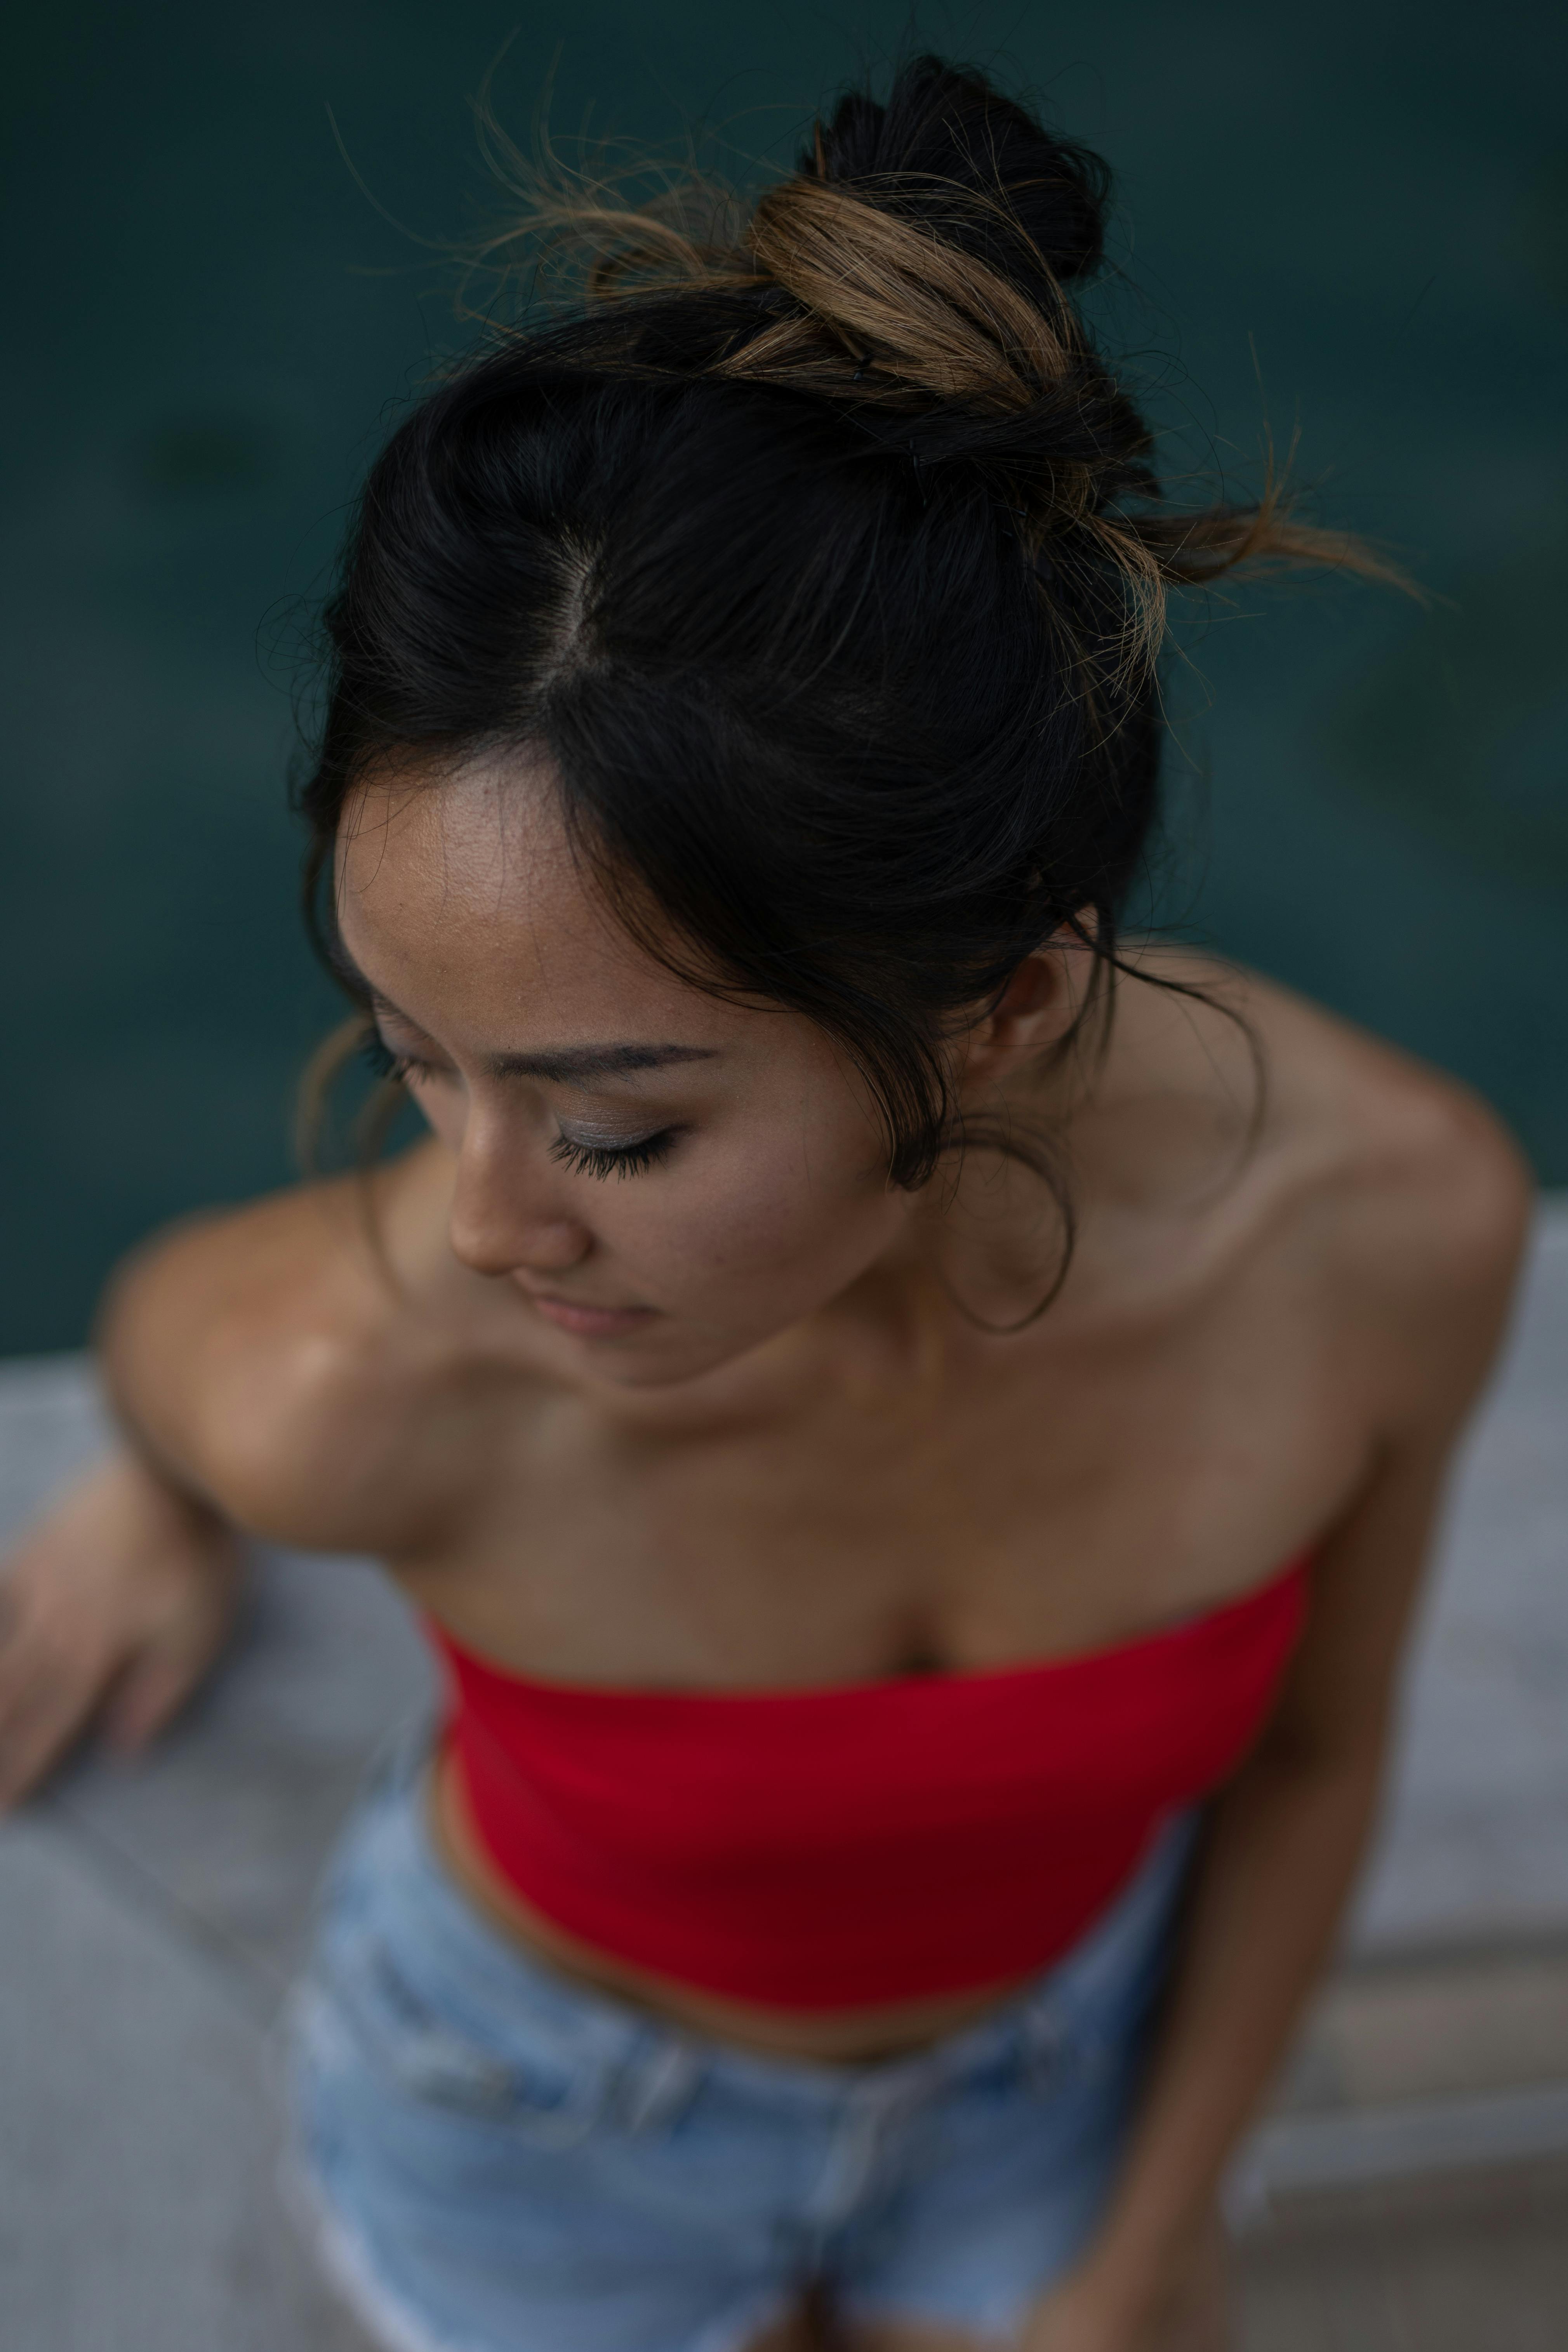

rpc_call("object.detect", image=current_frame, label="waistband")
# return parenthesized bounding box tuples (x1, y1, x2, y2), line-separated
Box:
(317, 1713, 1198, 2121)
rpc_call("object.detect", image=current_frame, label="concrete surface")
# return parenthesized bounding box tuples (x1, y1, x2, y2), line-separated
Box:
(1233, 2156, 1568, 2352)
(0, 1813, 371, 2352)
(2, 1200, 1566, 2349)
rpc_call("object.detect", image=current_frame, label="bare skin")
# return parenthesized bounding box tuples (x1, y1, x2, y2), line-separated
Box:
(0, 756, 1530, 2351)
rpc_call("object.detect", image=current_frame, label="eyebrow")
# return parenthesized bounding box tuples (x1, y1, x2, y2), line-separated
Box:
(329, 935, 718, 1086)
(482, 1042, 717, 1083)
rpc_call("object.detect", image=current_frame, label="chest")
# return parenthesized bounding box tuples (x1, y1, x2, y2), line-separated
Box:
(402, 1270, 1372, 1686)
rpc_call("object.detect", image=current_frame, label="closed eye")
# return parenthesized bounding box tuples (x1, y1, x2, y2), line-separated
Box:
(361, 1030, 443, 1085)
(361, 1027, 679, 1174)
(361, 1030, 408, 1083)
(548, 1130, 678, 1180)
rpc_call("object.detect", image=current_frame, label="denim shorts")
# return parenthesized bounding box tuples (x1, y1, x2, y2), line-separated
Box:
(284, 1728, 1196, 2352)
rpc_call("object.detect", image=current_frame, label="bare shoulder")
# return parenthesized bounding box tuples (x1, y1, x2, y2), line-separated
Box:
(101, 1142, 509, 1552)
(1223, 959, 1534, 1412)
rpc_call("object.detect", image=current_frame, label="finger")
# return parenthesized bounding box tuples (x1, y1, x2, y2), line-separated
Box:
(0, 1685, 97, 1808)
(0, 1570, 43, 1650)
(99, 1580, 239, 1754)
(102, 1650, 205, 1753)
(0, 1635, 119, 1810)
(0, 1612, 104, 1724)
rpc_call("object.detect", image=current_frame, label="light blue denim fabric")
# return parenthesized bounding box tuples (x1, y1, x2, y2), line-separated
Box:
(285, 1728, 1197, 2352)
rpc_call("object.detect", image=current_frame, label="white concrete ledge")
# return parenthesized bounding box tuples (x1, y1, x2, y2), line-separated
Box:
(1230, 2079, 1568, 2223)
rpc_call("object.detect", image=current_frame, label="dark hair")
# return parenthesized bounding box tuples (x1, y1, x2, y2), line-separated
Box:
(297, 54, 1383, 1196)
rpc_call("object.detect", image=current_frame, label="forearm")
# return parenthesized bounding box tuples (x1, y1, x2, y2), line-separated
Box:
(1083, 1737, 1385, 2305)
(0, 1431, 246, 1808)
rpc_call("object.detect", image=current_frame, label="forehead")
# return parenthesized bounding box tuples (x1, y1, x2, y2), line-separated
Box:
(340, 752, 585, 927)
(338, 757, 625, 960)
(334, 753, 685, 1024)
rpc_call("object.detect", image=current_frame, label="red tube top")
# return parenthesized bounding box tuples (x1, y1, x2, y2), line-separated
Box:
(428, 1558, 1310, 2008)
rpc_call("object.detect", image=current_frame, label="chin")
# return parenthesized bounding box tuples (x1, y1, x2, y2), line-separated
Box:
(587, 1318, 778, 1391)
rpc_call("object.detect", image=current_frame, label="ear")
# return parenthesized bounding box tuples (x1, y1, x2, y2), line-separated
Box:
(958, 939, 1085, 1088)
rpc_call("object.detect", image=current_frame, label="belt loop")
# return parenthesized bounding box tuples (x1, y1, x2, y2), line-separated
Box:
(805, 2069, 925, 2233)
(618, 2035, 702, 2135)
(1020, 1992, 1069, 2091)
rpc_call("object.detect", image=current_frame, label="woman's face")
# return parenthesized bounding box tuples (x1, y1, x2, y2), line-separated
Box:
(334, 755, 919, 1388)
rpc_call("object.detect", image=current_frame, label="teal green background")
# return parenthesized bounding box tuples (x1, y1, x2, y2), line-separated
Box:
(3, 3, 1565, 1352)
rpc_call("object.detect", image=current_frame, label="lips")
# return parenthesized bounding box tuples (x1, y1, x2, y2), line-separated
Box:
(521, 1290, 657, 1339)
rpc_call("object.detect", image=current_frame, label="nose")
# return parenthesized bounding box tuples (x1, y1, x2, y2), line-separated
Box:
(447, 1125, 592, 1279)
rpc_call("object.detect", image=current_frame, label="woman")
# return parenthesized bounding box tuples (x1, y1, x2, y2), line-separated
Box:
(0, 56, 1528, 2352)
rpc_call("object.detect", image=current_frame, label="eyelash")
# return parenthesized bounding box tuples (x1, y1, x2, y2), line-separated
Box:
(364, 1035, 442, 1086)
(361, 1031, 410, 1083)
(362, 1033, 676, 1180)
(548, 1130, 677, 1181)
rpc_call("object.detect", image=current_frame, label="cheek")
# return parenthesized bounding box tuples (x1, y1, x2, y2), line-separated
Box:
(614, 1127, 891, 1302)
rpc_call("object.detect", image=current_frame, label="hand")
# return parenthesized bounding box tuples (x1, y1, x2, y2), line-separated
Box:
(1020, 2222, 1231, 2352)
(1018, 2265, 1144, 2352)
(0, 1450, 243, 1809)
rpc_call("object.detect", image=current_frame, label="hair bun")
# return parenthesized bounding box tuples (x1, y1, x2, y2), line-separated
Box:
(717, 61, 1126, 489)
(717, 61, 1120, 427)
(811, 56, 1111, 291)
(471, 51, 1387, 665)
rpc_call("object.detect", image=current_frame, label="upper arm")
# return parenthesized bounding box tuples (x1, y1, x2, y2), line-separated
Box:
(96, 1179, 449, 1554)
(1265, 1081, 1533, 1773)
